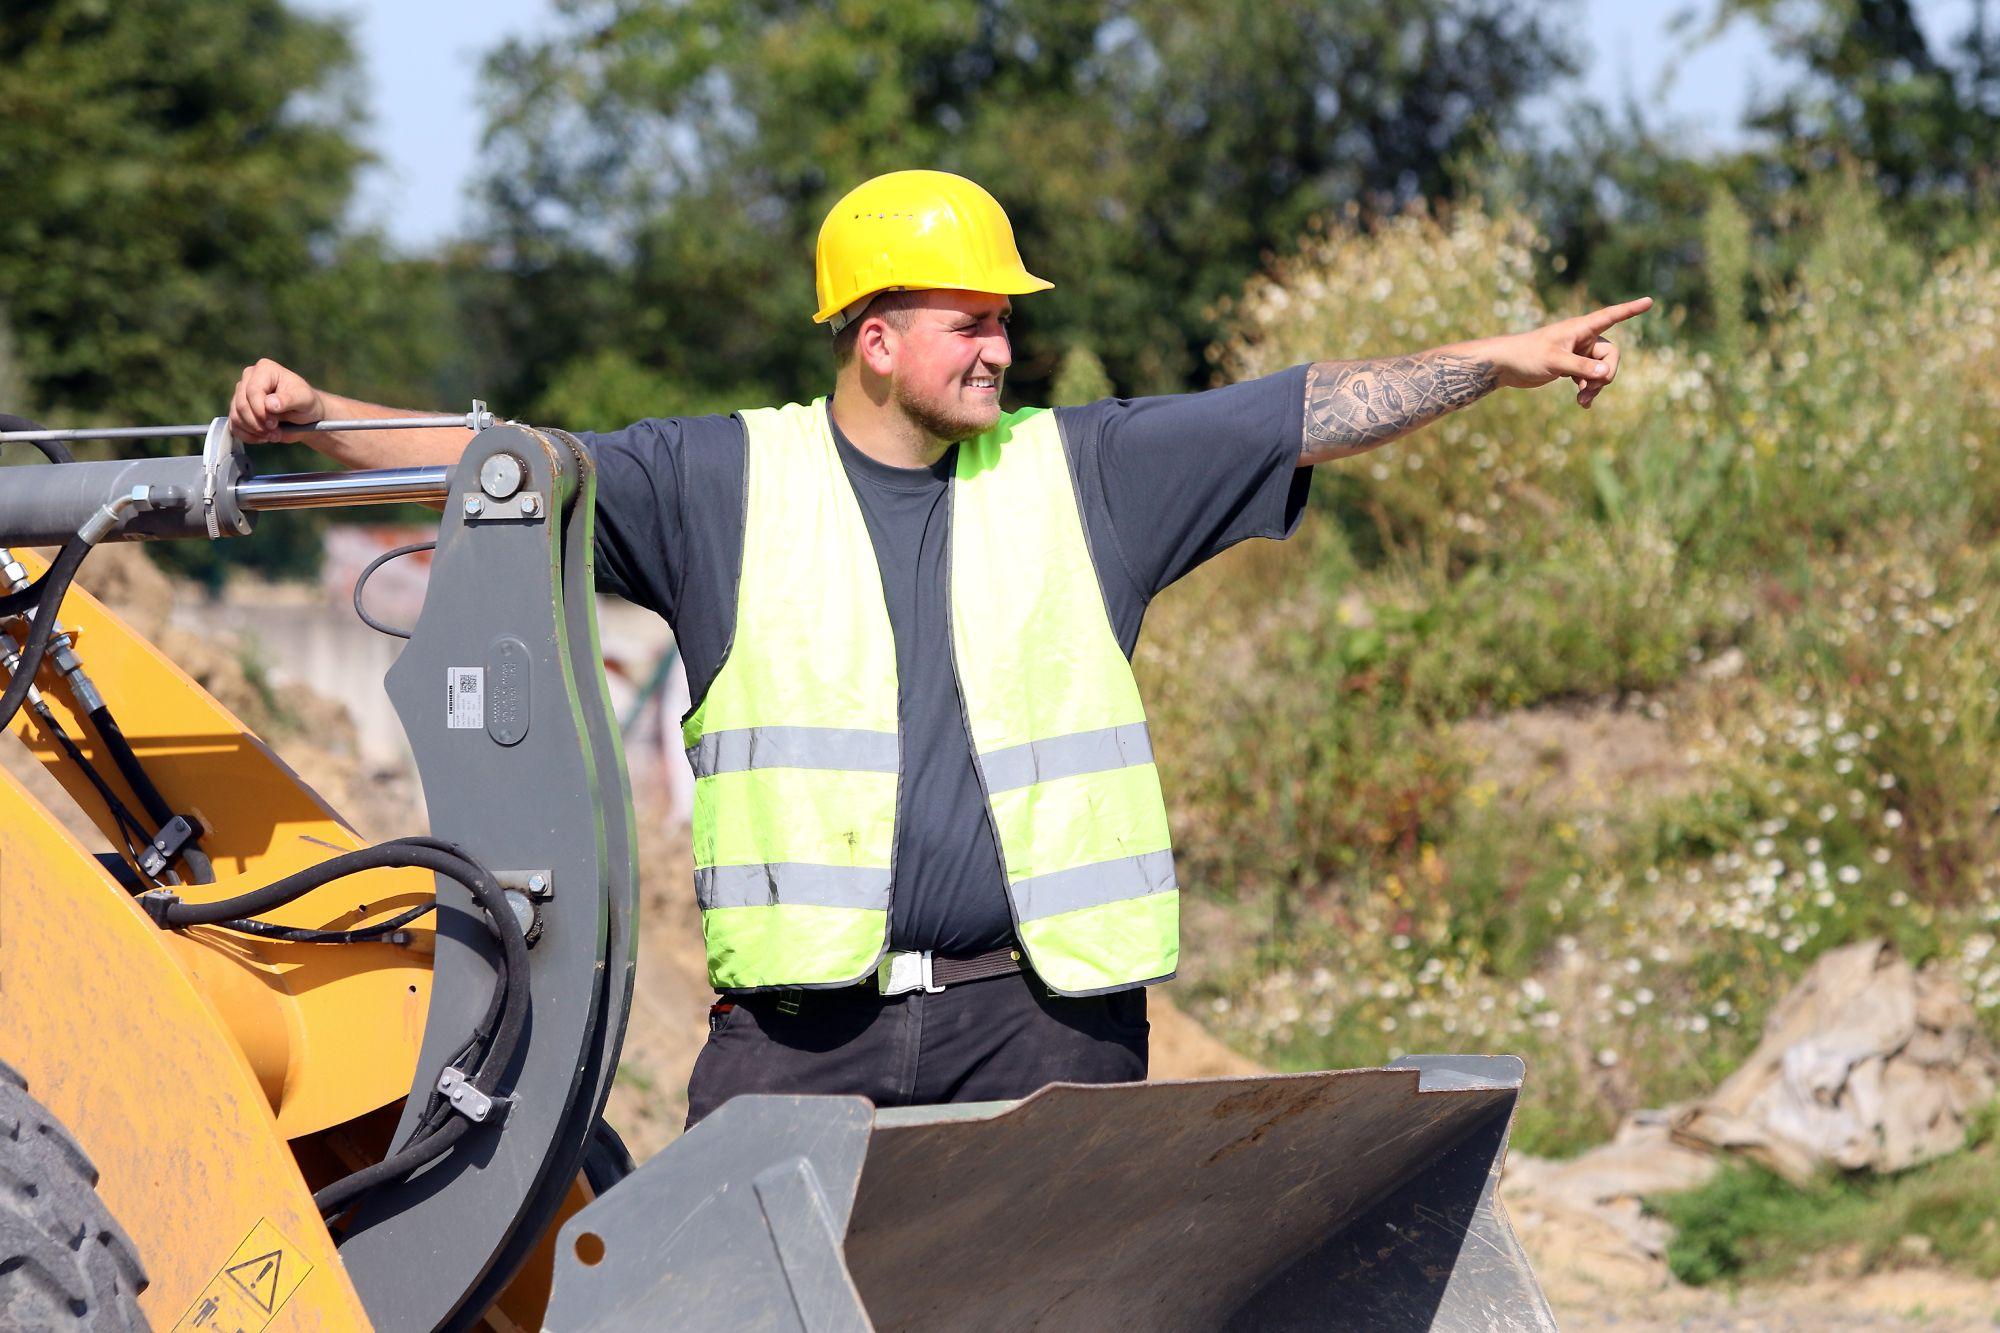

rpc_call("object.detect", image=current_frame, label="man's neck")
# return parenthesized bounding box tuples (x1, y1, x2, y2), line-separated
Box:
(828, 372, 952, 470)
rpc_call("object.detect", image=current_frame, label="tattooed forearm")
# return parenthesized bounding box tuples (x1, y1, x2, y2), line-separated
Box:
(1301, 352, 1500, 464)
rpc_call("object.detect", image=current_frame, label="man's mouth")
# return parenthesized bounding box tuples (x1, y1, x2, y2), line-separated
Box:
(965, 374, 1000, 394)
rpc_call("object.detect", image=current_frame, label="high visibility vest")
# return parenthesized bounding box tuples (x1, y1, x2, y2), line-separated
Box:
(684, 399, 1178, 996)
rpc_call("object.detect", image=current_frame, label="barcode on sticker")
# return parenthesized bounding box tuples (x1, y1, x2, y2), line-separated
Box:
(447, 667, 485, 730)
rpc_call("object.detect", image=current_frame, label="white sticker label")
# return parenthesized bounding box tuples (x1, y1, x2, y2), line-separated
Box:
(447, 667, 485, 730)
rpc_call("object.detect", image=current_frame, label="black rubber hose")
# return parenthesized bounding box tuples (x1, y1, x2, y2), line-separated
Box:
(213, 899, 434, 944)
(153, 838, 531, 1217)
(0, 568, 65, 618)
(336, 835, 521, 1176)
(87, 705, 214, 884)
(0, 414, 74, 465)
(0, 538, 91, 732)
(157, 839, 530, 1093)
(394, 837, 519, 1083)
(351, 540, 434, 639)
(43, 715, 168, 882)
(316, 1117, 471, 1218)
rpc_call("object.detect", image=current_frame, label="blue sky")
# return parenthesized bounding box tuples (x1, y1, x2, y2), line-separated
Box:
(299, 1, 1973, 252)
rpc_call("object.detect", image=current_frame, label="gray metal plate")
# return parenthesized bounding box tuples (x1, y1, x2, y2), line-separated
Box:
(843, 1064, 1534, 1331)
(543, 1096, 878, 1333)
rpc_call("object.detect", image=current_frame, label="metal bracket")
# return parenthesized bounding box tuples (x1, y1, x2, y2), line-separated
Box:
(462, 490, 545, 522)
(438, 1066, 510, 1124)
(137, 815, 198, 880)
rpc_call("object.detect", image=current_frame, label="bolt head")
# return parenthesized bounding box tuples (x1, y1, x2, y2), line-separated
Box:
(527, 873, 549, 894)
(479, 451, 524, 499)
(464, 495, 485, 516)
(521, 493, 541, 517)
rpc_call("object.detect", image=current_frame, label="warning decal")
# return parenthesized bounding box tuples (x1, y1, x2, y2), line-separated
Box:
(227, 1249, 282, 1311)
(174, 1218, 312, 1332)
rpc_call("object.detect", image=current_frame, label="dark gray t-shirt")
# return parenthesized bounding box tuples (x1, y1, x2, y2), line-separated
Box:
(580, 367, 1310, 953)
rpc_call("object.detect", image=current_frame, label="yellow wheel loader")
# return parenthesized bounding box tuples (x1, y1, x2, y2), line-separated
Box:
(0, 411, 1557, 1331)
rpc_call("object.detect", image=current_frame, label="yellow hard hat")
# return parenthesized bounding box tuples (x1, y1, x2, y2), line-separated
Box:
(813, 170, 1053, 329)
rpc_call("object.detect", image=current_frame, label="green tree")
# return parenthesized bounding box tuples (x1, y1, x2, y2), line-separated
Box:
(1700, 180, 1753, 361)
(1487, 0, 2000, 342)
(1718, 0, 2000, 212)
(475, 0, 1581, 415)
(1050, 345, 1113, 407)
(0, 3, 473, 579)
(0, 3, 366, 421)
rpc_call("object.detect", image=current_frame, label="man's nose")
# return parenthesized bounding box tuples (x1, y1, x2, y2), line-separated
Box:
(980, 331, 1013, 369)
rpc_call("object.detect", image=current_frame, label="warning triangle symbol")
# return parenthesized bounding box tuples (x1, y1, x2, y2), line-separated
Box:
(226, 1250, 282, 1313)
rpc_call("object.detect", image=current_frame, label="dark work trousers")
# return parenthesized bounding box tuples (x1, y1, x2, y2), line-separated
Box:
(684, 971, 1150, 1128)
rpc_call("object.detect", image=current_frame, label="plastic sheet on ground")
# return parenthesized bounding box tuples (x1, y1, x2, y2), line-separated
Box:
(1669, 938, 1999, 1184)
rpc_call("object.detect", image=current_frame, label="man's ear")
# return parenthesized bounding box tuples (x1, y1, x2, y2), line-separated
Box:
(857, 316, 899, 377)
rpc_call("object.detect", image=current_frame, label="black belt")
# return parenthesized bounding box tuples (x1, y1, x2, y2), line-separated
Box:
(876, 945, 1024, 995)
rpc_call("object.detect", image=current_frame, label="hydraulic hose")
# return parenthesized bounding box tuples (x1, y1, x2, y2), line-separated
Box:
(145, 836, 533, 1214)
(0, 413, 74, 465)
(87, 705, 214, 883)
(214, 899, 433, 944)
(315, 1117, 471, 1218)
(151, 841, 530, 1079)
(0, 537, 92, 733)
(42, 714, 167, 882)
(351, 540, 434, 639)
(0, 567, 65, 618)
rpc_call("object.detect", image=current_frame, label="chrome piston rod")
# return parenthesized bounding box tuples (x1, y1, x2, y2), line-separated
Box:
(236, 466, 450, 511)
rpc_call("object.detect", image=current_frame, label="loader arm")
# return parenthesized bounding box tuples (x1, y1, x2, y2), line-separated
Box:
(0, 419, 636, 1330)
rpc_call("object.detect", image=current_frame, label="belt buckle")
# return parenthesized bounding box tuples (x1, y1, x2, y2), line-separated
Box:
(877, 949, 944, 996)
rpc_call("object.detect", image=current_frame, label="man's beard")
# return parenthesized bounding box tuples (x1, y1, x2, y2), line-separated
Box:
(893, 377, 1001, 445)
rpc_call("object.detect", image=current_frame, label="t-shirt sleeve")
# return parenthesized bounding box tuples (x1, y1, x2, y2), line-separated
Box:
(1061, 364, 1312, 600)
(572, 414, 741, 623)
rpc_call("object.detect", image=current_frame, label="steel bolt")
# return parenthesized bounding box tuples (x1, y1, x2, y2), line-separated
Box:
(464, 495, 485, 517)
(520, 493, 541, 517)
(479, 451, 525, 500)
(527, 873, 549, 896)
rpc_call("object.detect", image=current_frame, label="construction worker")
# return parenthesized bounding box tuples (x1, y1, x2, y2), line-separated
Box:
(230, 170, 1648, 1125)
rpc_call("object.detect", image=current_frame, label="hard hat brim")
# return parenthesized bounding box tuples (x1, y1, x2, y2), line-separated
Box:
(812, 271, 1054, 326)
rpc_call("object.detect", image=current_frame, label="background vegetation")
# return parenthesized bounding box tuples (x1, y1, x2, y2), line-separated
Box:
(6, 0, 2000, 1282)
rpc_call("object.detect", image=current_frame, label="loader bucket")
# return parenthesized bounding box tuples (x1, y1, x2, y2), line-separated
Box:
(542, 1054, 1554, 1332)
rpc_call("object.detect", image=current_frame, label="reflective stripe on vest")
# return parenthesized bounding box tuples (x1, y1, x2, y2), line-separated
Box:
(688, 725, 900, 778)
(686, 399, 1177, 994)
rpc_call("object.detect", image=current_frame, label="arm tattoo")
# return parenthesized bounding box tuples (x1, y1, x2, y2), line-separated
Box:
(1301, 352, 1499, 463)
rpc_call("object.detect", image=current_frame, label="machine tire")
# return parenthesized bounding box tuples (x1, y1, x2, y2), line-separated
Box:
(0, 1062, 149, 1331)
(581, 1118, 636, 1196)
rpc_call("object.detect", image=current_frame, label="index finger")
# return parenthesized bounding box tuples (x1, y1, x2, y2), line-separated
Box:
(1580, 296, 1654, 336)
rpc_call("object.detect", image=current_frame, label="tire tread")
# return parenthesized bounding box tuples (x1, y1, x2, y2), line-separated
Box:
(0, 1060, 148, 1331)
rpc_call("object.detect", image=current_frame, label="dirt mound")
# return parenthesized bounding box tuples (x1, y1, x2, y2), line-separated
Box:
(1456, 697, 1705, 818)
(1505, 1110, 1718, 1304)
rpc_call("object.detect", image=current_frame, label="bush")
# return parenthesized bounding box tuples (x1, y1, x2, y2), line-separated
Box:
(1155, 184, 2000, 1162)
